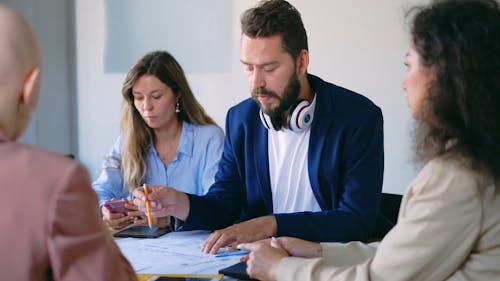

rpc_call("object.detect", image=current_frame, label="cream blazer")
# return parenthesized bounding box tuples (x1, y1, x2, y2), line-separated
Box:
(277, 156, 500, 281)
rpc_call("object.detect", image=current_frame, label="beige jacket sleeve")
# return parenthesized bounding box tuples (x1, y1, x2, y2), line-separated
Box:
(276, 158, 482, 281)
(46, 163, 137, 281)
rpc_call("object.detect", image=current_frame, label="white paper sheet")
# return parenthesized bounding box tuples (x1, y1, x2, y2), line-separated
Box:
(116, 230, 242, 274)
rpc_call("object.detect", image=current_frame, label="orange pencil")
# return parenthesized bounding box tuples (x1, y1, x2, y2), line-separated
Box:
(143, 183, 153, 229)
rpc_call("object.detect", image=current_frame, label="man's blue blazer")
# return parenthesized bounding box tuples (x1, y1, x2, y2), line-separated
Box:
(183, 74, 384, 242)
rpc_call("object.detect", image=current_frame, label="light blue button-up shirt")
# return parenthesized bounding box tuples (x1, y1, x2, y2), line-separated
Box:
(92, 122, 224, 206)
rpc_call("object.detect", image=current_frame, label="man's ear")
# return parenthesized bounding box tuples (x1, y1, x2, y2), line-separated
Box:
(296, 49, 309, 76)
(19, 67, 41, 108)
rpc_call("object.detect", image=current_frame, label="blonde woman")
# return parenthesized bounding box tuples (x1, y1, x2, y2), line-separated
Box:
(0, 5, 136, 280)
(93, 51, 224, 230)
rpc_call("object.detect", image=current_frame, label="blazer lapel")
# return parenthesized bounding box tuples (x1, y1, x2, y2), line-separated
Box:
(253, 122, 273, 212)
(308, 79, 334, 210)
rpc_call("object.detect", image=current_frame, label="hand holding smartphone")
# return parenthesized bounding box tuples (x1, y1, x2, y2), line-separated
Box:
(103, 198, 128, 214)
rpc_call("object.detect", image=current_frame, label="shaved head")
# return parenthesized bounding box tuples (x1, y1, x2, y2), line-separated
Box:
(0, 5, 41, 140)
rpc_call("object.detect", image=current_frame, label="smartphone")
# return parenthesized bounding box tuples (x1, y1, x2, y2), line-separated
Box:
(113, 225, 171, 238)
(103, 198, 128, 214)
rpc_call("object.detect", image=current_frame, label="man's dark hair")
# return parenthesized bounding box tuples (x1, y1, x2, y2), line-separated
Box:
(241, 0, 308, 59)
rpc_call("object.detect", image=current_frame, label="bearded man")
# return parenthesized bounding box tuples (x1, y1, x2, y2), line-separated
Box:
(133, 0, 384, 255)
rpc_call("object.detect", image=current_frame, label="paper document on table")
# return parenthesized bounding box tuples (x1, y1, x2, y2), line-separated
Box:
(116, 230, 242, 275)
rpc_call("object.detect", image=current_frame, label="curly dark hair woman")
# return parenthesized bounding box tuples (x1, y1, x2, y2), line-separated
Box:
(410, 0, 500, 180)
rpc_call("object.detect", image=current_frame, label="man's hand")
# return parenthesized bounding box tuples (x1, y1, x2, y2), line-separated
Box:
(132, 185, 190, 220)
(201, 216, 277, 254)
(133, 215, 171, 228)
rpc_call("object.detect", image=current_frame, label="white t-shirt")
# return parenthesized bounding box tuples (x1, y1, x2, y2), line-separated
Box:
(268, 96, 321, 213)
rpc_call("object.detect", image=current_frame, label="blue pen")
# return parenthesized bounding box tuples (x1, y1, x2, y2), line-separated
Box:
(215, 249, 250, 258)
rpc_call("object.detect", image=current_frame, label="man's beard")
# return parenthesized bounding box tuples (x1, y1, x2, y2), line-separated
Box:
(251, 72, 300, 118)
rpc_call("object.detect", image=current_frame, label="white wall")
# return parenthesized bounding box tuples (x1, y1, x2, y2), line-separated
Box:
(76, 0, 428, 194)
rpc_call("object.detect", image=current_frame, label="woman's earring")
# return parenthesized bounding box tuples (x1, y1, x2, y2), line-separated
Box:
(175, 101, 180, 113)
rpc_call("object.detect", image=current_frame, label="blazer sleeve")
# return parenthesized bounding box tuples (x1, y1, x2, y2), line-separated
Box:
(275, 106, 384, 242)
(47, 162, 137, 281)
(275, 160, 482, 281)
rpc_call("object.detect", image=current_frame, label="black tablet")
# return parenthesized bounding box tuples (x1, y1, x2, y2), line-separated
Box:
(219, 261, 257, 280)
(113, 225, 171, 238)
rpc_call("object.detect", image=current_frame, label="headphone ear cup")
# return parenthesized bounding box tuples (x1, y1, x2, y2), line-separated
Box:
(288, 100, 314, 132)
(260, 110, 275, 130)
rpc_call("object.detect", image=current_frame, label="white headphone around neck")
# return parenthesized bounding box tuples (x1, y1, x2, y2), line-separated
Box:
(259, 99, 314, 132)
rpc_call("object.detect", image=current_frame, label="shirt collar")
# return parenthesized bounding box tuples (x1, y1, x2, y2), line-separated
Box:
(177, 121, 194, 157)
(147, 121, 195, 158)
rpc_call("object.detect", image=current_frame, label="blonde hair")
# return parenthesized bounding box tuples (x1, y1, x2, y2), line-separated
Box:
(120, 51, 218, 192)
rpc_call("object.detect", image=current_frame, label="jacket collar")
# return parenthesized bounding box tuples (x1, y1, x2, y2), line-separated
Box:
(177, 121, 194, 157)
(148, 121, 194, 158)
(307, 74, 332, 209)
(254, 120, 273, 211)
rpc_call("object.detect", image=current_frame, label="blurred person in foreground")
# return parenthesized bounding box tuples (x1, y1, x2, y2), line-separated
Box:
(0, 5, 137, 280)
